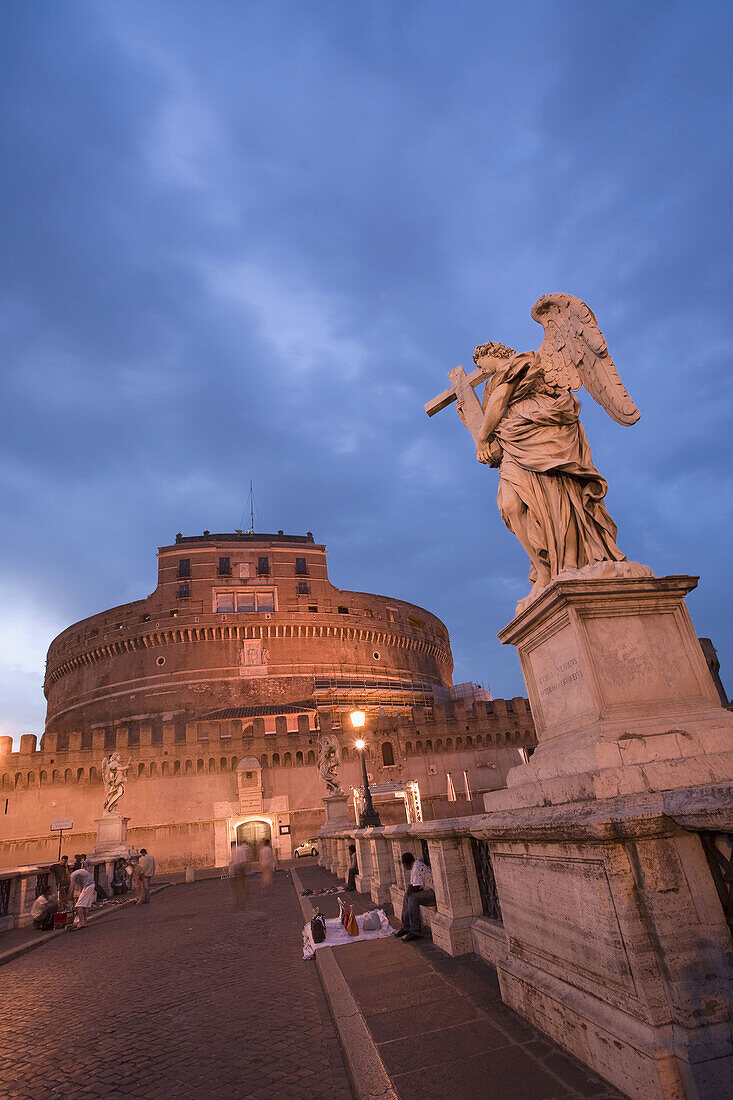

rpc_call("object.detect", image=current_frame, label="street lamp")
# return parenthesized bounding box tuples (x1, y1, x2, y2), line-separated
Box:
(350, 709, 381, 828)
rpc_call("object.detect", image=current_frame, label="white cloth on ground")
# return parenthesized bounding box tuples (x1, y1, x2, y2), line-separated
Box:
(302, 910, 393, 960)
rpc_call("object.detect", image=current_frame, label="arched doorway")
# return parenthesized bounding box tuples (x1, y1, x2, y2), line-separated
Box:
(236, 819, 272, 858)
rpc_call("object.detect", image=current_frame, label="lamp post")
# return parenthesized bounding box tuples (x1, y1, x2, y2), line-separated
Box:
(350, 709, 382, 828)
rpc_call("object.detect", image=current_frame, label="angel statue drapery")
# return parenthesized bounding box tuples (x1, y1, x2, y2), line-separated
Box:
(102, 751, 130, 815)
(428, 294, 641, 599)
(317, 733, 342, 794)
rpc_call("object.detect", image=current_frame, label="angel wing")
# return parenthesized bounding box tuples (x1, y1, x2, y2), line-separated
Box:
(531, 293, 640, 426)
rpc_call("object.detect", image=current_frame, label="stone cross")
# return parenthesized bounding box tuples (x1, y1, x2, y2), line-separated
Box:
(425, 350, 512, 444)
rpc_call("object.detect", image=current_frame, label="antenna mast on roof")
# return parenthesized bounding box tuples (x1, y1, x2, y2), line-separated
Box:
(247, 481, 255, 534)
(237, 481, 257, 535)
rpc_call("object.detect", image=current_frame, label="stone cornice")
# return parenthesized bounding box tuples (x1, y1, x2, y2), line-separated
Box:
(45, 621, 453, 689)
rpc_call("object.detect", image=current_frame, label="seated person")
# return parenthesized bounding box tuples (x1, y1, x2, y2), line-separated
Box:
(346, 845, 358, 891)
(30, 888, 58, 931)
(396, 851, 435, 942)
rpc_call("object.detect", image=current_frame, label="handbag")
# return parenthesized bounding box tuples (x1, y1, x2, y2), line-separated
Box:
(310, 908, 326, 944)
(345, 909, 359, 937)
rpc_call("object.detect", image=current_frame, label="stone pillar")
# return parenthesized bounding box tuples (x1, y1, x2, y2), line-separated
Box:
(354, 833, 372, 894)
(367, 830, 395, 906)
(335, 837, 348, 881)
(428, 835, 482, 956)
(69, 731, 82, 752)
(323, 793, 352, 826)
(0, 736, 12, 756)
(19, 734, 37, 754)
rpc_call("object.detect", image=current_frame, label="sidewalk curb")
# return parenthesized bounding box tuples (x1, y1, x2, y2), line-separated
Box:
(0, 883, 173, 968)
(292, 868, 397, 1100)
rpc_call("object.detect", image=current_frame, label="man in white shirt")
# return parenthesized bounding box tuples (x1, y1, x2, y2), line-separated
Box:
(31, 888, 58, 931)
(396, 851, 436, 942)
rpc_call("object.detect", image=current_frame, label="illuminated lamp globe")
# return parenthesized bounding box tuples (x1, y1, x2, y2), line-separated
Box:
(354, 739, 366, 751)
(349, 708, 366, 730)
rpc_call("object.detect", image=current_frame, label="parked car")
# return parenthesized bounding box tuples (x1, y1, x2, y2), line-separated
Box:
(293, 839, 319, 858)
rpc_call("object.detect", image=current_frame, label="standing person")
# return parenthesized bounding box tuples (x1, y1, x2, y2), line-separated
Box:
(136, 849, 156, 904)
(396, 852, 435, 942)
(69, 865, 96, 928)
(229, 841, 251, 908)
(71, 854, 82, 872)
(52, 856, 71, 909)
(346, 845, 358, 892)
(259, 838, 275, 889)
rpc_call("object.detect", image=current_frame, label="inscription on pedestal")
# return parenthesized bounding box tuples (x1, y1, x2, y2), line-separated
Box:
(538, 659, 584, 698)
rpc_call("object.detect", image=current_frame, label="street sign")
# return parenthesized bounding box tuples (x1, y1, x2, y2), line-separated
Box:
(50, 818, 73, 832)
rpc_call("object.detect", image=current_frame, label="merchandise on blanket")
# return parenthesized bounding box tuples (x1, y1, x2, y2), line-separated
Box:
(52, 911, 72, 929)
(361, 910, 381, 931)
(345, 909, 359, 936)
(338, 898, 359, 937)
(310, 907, 326, 944)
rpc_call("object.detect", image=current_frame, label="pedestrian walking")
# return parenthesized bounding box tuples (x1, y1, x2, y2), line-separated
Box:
(69, 866, 96, 928)
(229, 841, 251, 908)
(259, 837, 275, 889)
(136, 849, 156, 904)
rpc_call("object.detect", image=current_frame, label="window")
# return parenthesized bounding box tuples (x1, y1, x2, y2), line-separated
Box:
(257, 591, 275, 612)
(295, 557, 308, 575)
(387, 607, 397, 623)
(215, 589, 277, 613)
(218, 557, 231, 576)
(104, 729, 116, 750)
(338, 606, 349, 615)
(127, 723, 140, 748)
(257, 556, 270, 576)
(177, 559, 191, 578)
(178, 583, 190, 599)
(381, 742, 395, 767)
(308, 605, 318, 612)
(297, 581, 310, 595)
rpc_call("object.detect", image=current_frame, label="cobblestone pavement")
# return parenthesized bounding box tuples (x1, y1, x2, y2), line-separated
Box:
(0, 869, 353, 1100)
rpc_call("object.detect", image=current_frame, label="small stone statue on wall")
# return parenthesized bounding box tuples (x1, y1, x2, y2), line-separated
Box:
(102, 751, 130, 815)
(317, 734, 342, 794)
(427, 293, 645, 602)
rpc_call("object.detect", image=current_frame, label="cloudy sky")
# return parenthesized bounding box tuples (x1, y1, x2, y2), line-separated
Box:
(2, 1, 732, 743)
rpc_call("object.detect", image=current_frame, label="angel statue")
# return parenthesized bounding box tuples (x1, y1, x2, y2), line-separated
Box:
(317, 733, 342, 795)
(101, 751, 130, 815)
(427, 294, 645, 602)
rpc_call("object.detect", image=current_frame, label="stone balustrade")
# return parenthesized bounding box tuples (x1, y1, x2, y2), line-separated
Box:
(319, 784, 733, 1100)
(0, 855, 135, 934)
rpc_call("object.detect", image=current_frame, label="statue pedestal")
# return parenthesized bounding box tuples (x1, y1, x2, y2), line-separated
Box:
(92, 814, 131, 858)
(480, 572, 733, 1098)
(485, 573, 733, 811)
(323, 793, 352, 826)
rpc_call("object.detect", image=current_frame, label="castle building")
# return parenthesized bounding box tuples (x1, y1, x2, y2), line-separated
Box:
(0, 532, 537, 870)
